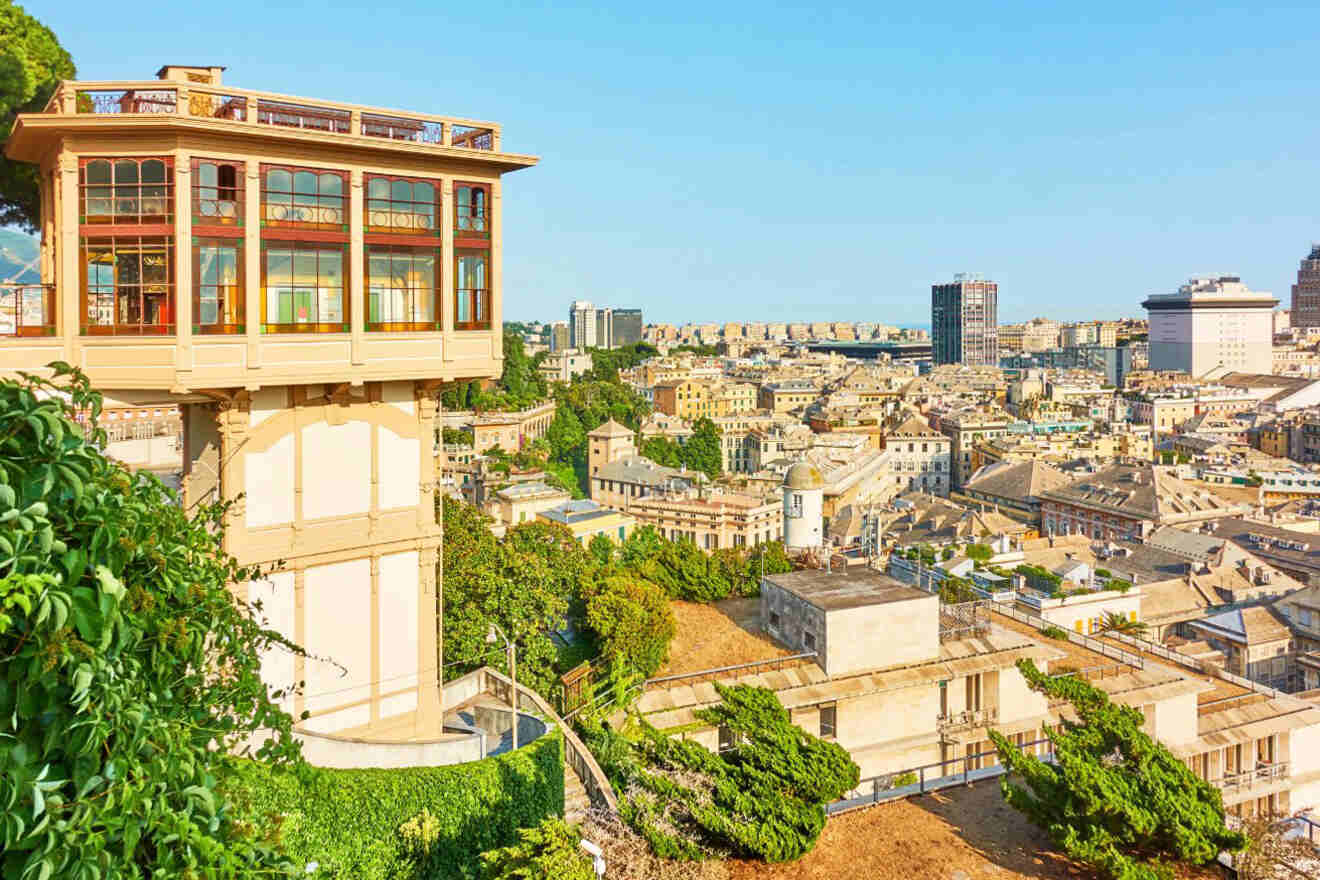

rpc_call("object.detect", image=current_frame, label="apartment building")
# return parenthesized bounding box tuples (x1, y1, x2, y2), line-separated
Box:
(758, 379, 819, 414)
(538, 347, 592, 383)
(0, 64, 536, 741)
(627, 487, 782, 549)
(884, 414, 952, 497)
(489, 480, 572, 530)
(1290, 243, 1320, 331)
(1038, 463, 1253, 542)
(1143, 276, 1277, 376)
(629, 567, 1320, 819)
(931, 274, 998, 366)
(538, 499, 636, 545)
(933, 408, 1013, 489)
(653, 378, 756, 420)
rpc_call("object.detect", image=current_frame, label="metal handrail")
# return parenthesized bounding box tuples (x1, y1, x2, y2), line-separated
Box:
(479, 666, 618, 813)
(936, 706, 998, 730)
(642, 650, 818, 691)
(1210, 761, 1289, 795)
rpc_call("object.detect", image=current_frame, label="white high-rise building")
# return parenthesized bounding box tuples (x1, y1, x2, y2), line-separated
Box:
(569, 300, 596, 349)
(1142, 276, 1277, 377)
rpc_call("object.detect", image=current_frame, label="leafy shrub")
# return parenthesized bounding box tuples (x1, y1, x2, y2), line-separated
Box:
(1094, 568, 1112, 579)
(480, 819, 595, 880)
(965, 543, 993, 562)
(0, 366, 304, 877)
(889, 771, 919, 789)
(225, 730, 564, 880)
(1041, 625, 1069, 640)
(585, 575, 676, 677)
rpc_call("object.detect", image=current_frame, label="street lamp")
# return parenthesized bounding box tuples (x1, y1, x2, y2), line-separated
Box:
(486, 623, 517, 751)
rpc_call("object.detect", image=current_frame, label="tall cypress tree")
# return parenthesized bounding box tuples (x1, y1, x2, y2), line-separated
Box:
(991, 659, 1245, 880)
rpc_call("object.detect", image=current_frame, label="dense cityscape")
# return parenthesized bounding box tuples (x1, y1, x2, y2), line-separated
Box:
(4, 4, 1320, 880)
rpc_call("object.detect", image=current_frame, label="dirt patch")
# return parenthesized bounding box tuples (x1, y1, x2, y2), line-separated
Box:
(657, 600, 790, 676)
(725, 782, 1221, 880)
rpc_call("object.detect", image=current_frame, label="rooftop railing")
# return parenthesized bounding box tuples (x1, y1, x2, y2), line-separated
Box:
(48, 81, 502, 152)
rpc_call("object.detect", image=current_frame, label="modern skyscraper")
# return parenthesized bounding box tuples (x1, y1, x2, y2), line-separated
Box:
(610, 308, 643, 346)
(548, 320, 570, 352)
(931, 273, 998, 366)
(1290, 244, 1320, 330)
(1142, 276, 1276, 376)
(569, 299, 596, 348)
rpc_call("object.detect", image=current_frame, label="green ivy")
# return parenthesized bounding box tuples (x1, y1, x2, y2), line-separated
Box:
(479, 818, 595, 880)
(225, 730, 565, 880)
(0, 364, 305, 878)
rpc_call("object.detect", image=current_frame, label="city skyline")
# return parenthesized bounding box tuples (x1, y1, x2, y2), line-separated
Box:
(22, 0, 1320, 326)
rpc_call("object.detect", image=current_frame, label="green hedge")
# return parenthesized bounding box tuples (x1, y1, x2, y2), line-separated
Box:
(225, 730, 564, 880)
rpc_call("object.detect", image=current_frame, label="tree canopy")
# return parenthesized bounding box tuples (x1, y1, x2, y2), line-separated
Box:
(0, 365, 303, 878)
(1, 0, 75, 230)
(990, 659, 1245, 880)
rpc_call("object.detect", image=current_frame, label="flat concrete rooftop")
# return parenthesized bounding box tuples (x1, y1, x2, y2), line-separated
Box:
(763, 569, 929, 611)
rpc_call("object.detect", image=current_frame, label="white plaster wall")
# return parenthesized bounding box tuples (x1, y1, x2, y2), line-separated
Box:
(1288, 724, 1320, 813)
(302, 420, 370, 519)
(245, 433, 294, 528)
(828, 596, 938, 676)
(248, 570, 296, 712)
(999, 664, 1049, 724)
(378, 427, 421, 510)
(382, 380, 415, 416)
(378, 550, 420, 719)
(303, 558, 372, 730)
(1043, 592, 1141, 633)
(249, 386, 285, 428)
(839, 687, 939, 759)
(1151, 691, 1198, 746)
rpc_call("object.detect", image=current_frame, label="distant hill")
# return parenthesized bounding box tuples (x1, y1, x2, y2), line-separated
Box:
(0, 228, 39, 283)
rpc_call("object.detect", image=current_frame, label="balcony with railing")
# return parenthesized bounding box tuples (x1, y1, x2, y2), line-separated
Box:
(43, 81, 505, 154)
(1211, 761, 1289, 798)
(936, 706, 998, 732)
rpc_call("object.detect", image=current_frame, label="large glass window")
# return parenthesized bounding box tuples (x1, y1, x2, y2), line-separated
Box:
(194, 240, 243, 333)
(367, 246, 437, 331)
(80, 237, 174, 334)
(261, 166, 346, 229)
(365, 176, 437, 234)
(454, 183, 489, 238)
(454, 249, 489, 330)
(261, 245, 346, 333)
(194, 159, 242, 225)
(80, 158, 172, 224)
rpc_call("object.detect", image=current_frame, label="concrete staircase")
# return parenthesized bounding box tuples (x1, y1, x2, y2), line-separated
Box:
(564, 764, 591, 823)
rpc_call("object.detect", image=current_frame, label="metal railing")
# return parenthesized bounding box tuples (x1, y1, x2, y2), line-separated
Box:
(993, 604, 1145, 669)
(53, 80, 502, 152)
(1102, 629, 1286, 699)
(829, 737, 1054, 815)
(0, 284, 55, 336)
(939, 599, 992, 641)
(479, 666, 618, 813)
(936, 706, 998, 731)
(1210, 761, 1289, 797)
(641, 650, 819, 691)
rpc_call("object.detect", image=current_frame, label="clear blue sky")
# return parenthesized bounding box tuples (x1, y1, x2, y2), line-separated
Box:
(27, 0, 1320, 326)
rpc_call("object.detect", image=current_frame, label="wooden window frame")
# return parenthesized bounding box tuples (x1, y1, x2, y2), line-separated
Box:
(259, 242, 349, 334)
(260, 164, 348, 232)
(193, 237, 245, 334)
(454, 247, 490, 331)
(192, 158, 244, 229)
(454, 181, 490, 242)
(364, 174, 439, 236)
(366, 244, 440, 332)
(80, 157, 174, 226)
(80, 235, 176, 336)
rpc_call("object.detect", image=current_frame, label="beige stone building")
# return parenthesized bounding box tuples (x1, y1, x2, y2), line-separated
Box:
(1, 64, 537, 743)
(627, 487, 782, 549)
